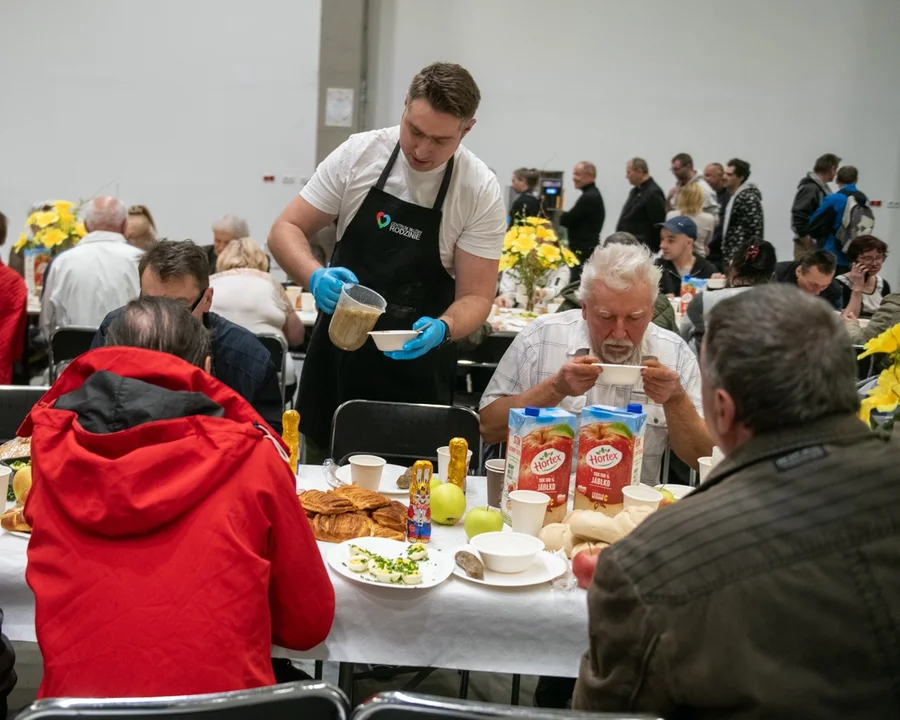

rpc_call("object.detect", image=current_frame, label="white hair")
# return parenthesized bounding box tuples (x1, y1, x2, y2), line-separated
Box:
(83, 197, 128, 232)
(211, 214, 250, 239)
(576, 241, 661, 302)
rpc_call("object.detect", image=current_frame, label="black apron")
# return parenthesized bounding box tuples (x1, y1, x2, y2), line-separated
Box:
(298, 143, 458, 449)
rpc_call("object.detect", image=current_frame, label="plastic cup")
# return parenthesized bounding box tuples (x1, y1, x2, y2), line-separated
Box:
(328, 284, 387, 351)
(300, 292, 316, 313)
(484, 459, 506, 509)
(0, 465, 11, 499)
(698, 456, 713, 483)
(437, 446, 473, 484)
(622, 485, 663, 510)
(349, 454, 386, 491)
(509, 490, 551, 536)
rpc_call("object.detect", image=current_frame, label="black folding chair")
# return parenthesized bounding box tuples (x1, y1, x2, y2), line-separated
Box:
(14, 680, 350, 720)
(0, 385, 49, 441)
(330, 400, 483, 472)
(49, 326, 98, 382)
(257, 333, 289, 406)
(352, 691, 662, 720)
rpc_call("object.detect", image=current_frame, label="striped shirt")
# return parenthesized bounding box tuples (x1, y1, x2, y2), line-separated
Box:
(480, 310, 704, 483)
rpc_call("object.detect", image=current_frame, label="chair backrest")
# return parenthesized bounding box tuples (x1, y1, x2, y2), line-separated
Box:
(331, 400, 483, 472)
(256, 333, 288, 404)
(15, 680, 350, 720)
(352, 691, 662, 720)
(0, 385, 49, 441)
(49, 326, 98, 382)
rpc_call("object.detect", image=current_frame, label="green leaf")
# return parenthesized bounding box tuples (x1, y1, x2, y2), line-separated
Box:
(606, 422, 633, 439)
(549, 423, 575, 438)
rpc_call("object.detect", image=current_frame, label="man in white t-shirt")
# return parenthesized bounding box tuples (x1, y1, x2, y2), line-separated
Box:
(269, 62, 506, 458)
(479, 241, 713, 484)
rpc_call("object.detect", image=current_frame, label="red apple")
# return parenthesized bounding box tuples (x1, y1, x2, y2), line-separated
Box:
(572, 546, 604, 589)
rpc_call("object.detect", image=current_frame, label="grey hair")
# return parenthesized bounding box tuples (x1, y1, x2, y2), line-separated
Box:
(704, 285, 858, 433)
(83, 197, 127, 232)
(629, 157, 649, 174)
(577, 161, 597, 177)
(106, 296, 212, 369)
(576, 240, 661, 302)
(211, 214, 250, 239)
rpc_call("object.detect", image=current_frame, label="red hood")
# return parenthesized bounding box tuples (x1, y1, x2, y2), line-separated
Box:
(22, 347, 289, 537)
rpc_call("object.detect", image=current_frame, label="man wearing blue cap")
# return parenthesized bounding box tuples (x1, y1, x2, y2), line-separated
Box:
(656, 216, 717, 296)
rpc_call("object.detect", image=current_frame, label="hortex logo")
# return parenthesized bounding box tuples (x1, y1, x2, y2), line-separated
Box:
(376, 211, 422, 240)
(586, 445, 623, 470)
(530, 448, 566, 475)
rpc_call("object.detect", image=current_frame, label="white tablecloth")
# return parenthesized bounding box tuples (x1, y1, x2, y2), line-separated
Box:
(0, 466, 589, 678)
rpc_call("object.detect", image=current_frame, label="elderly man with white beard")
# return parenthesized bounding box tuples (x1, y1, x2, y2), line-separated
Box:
(479, 241, 712, 483)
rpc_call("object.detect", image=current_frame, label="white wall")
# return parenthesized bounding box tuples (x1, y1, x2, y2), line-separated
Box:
(0, 0, 321, 263)
(368, 0, 900, 284)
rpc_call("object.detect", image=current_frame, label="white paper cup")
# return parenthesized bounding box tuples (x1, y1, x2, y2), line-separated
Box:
(622, 485, 663, 510)
(0, 465, 12, 498)
(711, 446, 725, 466)
(436, 445, 473, 482)
(300, 292, 316, 313)
(509, 489, 551, 536)
(348, 454, 385, 491)
(698, 456, 713, 483)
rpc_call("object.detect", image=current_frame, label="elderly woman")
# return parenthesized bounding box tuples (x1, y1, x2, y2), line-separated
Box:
(210, 237, 303, 387)
(836, 235, 891, 318)
(207, 214, 252, 270)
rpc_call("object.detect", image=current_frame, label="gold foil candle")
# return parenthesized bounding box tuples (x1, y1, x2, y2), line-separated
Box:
(446, 437, 469, 490)
(282, 410, 300, 473)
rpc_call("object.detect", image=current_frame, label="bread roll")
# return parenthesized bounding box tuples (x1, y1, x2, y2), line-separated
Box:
(568, 510, 625, 544)
(563, 509, 584, 524)
(539, 523, 568, 552)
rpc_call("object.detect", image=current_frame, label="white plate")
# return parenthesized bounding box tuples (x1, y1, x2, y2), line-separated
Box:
(334, 463, 410, 495)
(327, 537, 454, 590)
(3, 530, 30, 540)
(452, 545, 568, 588)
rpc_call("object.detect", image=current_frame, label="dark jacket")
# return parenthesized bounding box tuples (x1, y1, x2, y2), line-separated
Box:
(616, 178, 667, 252)
(574, 413, 900, 719)
(791, 171, 830, 238)
(560, 183, 605, 259)
(508, 192, 542, 227)
(707, 187, 730, 266)
(203, 245, 219, 274)
(557, 281, 678, 333)
(722, 182, 764, 263)
(807, 185, 868, 267)
(656, 255, 717, 297)
(93, 309, 283, 433)
(847, 291, 900, 345)
(774, 260, 843, 310)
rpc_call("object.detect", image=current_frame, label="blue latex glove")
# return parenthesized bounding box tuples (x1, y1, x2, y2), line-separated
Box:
(309, 267, 359, 314)
(386, 317, 447, 360)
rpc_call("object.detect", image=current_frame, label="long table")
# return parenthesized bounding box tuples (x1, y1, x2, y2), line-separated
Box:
(0, 466, 589, 679)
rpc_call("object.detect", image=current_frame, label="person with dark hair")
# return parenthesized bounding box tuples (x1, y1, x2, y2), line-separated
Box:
(574, 283, 900, 718)
(560, 161, 606, 278)
(22, 296, 334, 699)
(680, 241, 777, 351)
(268, 62, 505, 463)
(791, 153, 840, 258)
(616, 157, 666, 251)
(807, 165, 870, 271)
(508, 167, 542, 225)
(775, 250, 843, 309)
(835, 234, 890, 318)
(721, 158, 764, 263)
(0, 210, 28, 383)
(92, 240, 284, 432)
(666, 153, 719, 217)
(654, 216, 717, 296)
(703, 162, 730, 268)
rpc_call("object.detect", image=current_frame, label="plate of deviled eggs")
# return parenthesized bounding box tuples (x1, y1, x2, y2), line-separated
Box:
(327, 537, 455, 589)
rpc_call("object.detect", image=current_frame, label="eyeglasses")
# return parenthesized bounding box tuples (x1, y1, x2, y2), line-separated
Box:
(858, 253, 884, 264)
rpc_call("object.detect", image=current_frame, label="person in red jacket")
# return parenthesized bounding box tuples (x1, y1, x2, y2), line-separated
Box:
(0, 211, 27, 384)
(21, 296, 335, 699)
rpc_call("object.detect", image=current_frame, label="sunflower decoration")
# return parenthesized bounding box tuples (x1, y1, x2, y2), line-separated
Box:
(499, 214, 579, 311)
(14, 200, 87, 254)
(858, 323, 900, 429)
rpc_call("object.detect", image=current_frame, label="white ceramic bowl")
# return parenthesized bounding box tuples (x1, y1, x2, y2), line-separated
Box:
(706, 278, 726, 290)
(368, 330, 419, 352)
(593, 363, 642, 386)
(469, 531, 545, 574)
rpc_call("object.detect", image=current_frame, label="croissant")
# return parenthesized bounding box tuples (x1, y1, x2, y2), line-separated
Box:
(371, 500, 407, 532)
(334, 485, 391, 511)
(299, 489, 354, 515)
(310, 512, 372, 543)
(1, 508, 31, 533)
(371, 524, 405, 541)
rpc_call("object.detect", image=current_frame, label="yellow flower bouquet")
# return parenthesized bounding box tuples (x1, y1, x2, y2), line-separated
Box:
(858, 323, 900, 430)
(500, 215, 579, 311)
(13, 200, 87, 254)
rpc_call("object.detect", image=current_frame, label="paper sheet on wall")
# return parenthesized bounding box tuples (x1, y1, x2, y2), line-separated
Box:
(325, 88, 354, 127)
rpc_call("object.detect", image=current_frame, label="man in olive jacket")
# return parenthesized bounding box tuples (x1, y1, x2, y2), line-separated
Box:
(574, 284, 900, 719)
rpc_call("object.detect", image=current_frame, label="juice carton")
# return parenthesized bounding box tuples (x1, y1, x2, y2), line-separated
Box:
(574, 403, 648, 517)
(503, 407, 577, 526)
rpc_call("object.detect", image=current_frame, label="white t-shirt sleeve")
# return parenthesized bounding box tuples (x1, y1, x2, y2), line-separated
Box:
(456, 175, 506, 260)
(299, 137, 358, 215)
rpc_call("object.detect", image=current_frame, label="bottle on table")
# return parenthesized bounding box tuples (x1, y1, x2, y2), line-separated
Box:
(679, 275, 697, 315)
(282, 410, 300, 474)
(446, 437, 469, 490)
(407, 460, 433, 544)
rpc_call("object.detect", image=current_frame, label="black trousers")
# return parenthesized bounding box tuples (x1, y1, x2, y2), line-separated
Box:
(534, 675, 576, 709)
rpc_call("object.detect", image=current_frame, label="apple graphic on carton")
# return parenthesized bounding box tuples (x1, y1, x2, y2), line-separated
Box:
(576, 421, 634, 503)
(518, 423, 575, 492)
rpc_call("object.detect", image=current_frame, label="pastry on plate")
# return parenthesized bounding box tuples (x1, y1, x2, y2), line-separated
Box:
(371, 524, 405, 542)
(299, 489, 354, 515)
(311, 511, 372, 543)
(1, 507, 31, 533)
(334, 484, 391, 511)
(371, 500, 406, 532)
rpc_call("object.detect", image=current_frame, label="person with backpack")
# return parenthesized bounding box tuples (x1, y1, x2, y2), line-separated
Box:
(807, 165, 873, 273)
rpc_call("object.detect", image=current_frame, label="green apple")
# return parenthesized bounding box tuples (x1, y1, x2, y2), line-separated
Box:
(430, 476, 442, 491)
(431, 482, 466, 525)
(464, 506, 503, 540)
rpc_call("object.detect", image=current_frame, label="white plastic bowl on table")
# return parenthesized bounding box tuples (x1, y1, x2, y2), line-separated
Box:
(592, 363, 642, 386)
(469, 531, 544, 574)
(706, 278, 727, 289)
(367, 330, 419, 351)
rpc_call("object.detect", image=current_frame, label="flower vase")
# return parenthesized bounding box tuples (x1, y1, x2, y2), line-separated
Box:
(524, 281, 536, 312)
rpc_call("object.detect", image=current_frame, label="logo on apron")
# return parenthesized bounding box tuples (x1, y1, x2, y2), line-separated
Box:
(376, 211, 423, 240)
(376, 211, 391, 229)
